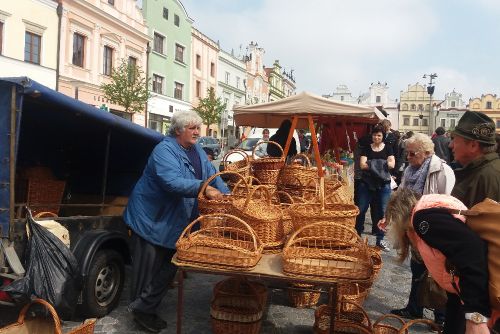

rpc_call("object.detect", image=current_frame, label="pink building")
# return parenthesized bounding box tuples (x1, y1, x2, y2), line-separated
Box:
(58, 0, 150, 126)
(244, 41, 269, 105)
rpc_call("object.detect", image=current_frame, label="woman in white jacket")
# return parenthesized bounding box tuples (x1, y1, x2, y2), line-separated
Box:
(382, 133, 455, 325)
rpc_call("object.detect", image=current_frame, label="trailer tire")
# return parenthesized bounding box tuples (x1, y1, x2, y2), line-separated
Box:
(81, 249, 125, 317)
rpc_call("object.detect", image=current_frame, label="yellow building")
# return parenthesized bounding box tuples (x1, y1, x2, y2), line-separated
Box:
(468, 94, 500, 132)
(399, 83, 432, 134)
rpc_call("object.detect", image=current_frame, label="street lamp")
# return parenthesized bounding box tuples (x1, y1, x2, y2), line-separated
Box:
(423, 73, 438, 135)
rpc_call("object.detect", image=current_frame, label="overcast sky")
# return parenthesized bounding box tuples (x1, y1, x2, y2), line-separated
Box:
(182, 0, 500, 103)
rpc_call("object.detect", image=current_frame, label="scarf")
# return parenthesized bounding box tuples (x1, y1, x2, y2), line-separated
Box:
(404, 157, 431, 194)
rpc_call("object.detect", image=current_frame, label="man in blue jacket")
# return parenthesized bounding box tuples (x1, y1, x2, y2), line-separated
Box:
(124, 110, 229, 333)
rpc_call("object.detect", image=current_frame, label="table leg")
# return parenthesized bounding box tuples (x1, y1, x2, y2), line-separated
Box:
(328, 284, 338, 334)
(177, 268, 185, 334)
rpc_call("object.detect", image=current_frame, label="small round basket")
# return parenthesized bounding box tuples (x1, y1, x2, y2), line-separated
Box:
(251, 141, 285, 185)
(287, 283, 321, 308)
(314, 302, 372, 334)
(221, 149, 251, 183)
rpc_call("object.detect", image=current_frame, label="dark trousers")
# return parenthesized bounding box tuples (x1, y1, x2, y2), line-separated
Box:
(444, 293, 465, 334)
(129, 232, 178, 315)
(406, 259, 445, 321)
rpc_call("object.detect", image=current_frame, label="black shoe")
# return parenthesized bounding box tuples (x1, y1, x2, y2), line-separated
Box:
(133, 311, 167, 333)
(390, 308, 423, 319)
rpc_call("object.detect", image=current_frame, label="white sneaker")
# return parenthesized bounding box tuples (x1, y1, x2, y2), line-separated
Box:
(377, 240, 391, 252)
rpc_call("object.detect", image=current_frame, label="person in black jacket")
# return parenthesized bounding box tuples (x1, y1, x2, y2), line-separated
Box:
(432, 126, 452, 163)
(267, 119, 297, 158)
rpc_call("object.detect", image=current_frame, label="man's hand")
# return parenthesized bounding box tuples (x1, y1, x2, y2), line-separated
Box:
(465, 321, 490, 334)
(377, 217, 387, 232)
(205, 185, 223, 200)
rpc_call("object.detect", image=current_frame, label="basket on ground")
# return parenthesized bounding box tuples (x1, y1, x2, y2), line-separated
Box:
(282, 222, 372, 280)
(0, 298, 96, 334)
(287, 283, 321, 308)
(314, 302, 372, 334)
(251, 141, 285, 185)
(336, 282, 370, 311)
(211, 277, 267, 334)
(373, 314, 407, 334)
(176, 213, 263, 270)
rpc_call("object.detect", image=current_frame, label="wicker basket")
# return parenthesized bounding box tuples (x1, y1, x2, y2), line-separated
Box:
(368, 246, 383, 279)
(398, 319, 442, 333)
(314, 302, 372, 334)
(176, 214, 263, 270)
(232, 185, 284, 250)
(287, 283, 321, 308)
(251, 141, 285, 185)
(0, 298, 96, 334)
(198, 171, 248, 216)
(222, 149, 251, 184)
(373, 314, 407, 334)
(337, 282, 370, 311)
(279, 154, 318, 187)
(282, 222, 372, 280)
(289, 202, 359, 232)
(211, 278, 267, 334)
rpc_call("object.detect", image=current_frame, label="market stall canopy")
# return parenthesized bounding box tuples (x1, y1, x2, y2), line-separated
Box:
(233, 91, 385, 128)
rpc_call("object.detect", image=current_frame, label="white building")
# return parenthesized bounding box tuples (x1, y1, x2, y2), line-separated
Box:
(323, 84, 358, 104)
(0, 0, 58, 88)
(358, 82, 399, 130)
(217, 48, 246, 147)
(437, 90, 467, 131)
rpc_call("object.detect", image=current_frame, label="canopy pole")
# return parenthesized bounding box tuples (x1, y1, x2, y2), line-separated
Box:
(284, 116, 298, 158)
(308, 115, 323, 178)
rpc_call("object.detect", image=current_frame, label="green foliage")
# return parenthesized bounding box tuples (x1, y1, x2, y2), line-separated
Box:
(101, 58, 150, 114)
(192, 87, 227, 135)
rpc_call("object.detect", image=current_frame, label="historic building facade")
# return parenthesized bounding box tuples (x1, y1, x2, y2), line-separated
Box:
(217, 48, 246, 147)
(323, 84, 358, 104)
(468, 94, 500, 132)
(58, 0, 149, 126)
(436, 90, 467, 131)
(141, 0, 193, 134)
(0, 0, 58, 88)
(244, 41, 269, 105)
(264, 60, 285, 101)
(191, 27, 219, 136)
(358, 82, 399, 130)
(399, 83, 433, 134)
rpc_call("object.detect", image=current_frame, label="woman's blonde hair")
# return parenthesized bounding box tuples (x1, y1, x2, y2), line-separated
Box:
(405, 133, 435, 155)
(386, 188, 422, 263)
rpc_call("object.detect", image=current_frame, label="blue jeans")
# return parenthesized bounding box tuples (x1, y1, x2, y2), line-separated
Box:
(354, 180, 391, 244)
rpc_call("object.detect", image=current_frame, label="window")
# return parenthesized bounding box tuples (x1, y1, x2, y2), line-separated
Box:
(153, 33, 164, 54)
(451, 101, 456, 108)
(450, 119, 456, 128)
(152, 74, 163, 94)
(410, 104, 416, 110)
(196, 54, 201, 69)
(174, 14, 180, 27)
(236, 76, 240, 89)
(108, 0, 114, 5)
(163, 7, 169, 20)
(0, 22, 3, 55)
(376, 96, 381, 103)
(210, 62, 215, 77)
(196, 80, 201, 97)
(422, 118, 428, 126)
(174, 82, 183, 100)
(24, 31, 41, 64)
(103, 46, 113, 75)
(440, 119, 446, 127)
(412, 118, 419, 126)
(225, 72, 230, 84)
(72, 33, 85, 67)
(418, 104, 423, 111)
(175, 44, 184, 63)
(402, 103, 408, 110)
(486, 101, 492, 109)
(497, 120, 500, 128)
(149, 113, 170, 134)
(403, 117, 410, 126)
(340, 96, 344, 101)
(128, 56, 137, 83)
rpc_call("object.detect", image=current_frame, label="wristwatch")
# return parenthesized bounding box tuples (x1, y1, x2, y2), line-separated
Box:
(465, 312, 489, 324)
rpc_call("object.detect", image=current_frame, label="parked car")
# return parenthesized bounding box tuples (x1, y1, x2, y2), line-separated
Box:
(197, 136, 221, 159)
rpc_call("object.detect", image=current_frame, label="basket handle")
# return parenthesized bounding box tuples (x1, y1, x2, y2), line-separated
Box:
(398, 318, 442, 333)
(243, 185, 272, 209)
(288, 153, 311, 167)
(177, 213, 260, 253)
(17, 298, 63, 334)
(222, 149, 249, 168)
(373, 314, 407, 332)
(34, 211, 58, 219)
(275, 191, 294, 205)
(198, 171, 248, 201)
(284, 221, 361, 249)
(252, 140, 283, 159)
(339, 300, 372, 328)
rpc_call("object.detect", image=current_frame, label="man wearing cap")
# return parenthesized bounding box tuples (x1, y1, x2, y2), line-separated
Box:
(450, 110, 500, 209)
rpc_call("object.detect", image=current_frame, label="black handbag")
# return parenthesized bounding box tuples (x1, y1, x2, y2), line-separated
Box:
(416, 270, 448, 309)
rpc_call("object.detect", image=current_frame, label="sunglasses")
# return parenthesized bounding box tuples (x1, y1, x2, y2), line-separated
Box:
(406, 151, 420, 157)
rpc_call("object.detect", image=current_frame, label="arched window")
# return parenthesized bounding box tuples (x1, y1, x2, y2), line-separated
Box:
(451, 101, 456, 107)
(418, 104, 423, 111)
(411, 104, 416, 110)
(402, 103, 408, 110)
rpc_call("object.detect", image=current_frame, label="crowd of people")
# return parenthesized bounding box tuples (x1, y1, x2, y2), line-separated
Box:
(122, 108, 499, 334)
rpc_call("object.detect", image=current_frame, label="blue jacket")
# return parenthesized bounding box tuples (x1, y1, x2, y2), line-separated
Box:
(123, 136, 229, 249)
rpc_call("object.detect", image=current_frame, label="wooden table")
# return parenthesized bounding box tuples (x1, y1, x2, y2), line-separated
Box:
(172, 253, 370, 334)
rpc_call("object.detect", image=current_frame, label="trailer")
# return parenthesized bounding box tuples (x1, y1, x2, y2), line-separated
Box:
(0, 77, 164, 317)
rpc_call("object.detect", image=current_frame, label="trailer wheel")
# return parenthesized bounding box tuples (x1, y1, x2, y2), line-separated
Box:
(81, 249, 124, 317)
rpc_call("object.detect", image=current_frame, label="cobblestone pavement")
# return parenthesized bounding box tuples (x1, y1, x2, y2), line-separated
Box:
(1, 220, 437, 333)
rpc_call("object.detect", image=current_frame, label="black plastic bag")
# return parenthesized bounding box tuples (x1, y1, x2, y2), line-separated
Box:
(1, 209, 80, 319)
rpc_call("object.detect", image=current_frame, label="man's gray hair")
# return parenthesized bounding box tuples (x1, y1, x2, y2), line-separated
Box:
(405, 133, 435, 154)
(168, 110, 203, 136)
